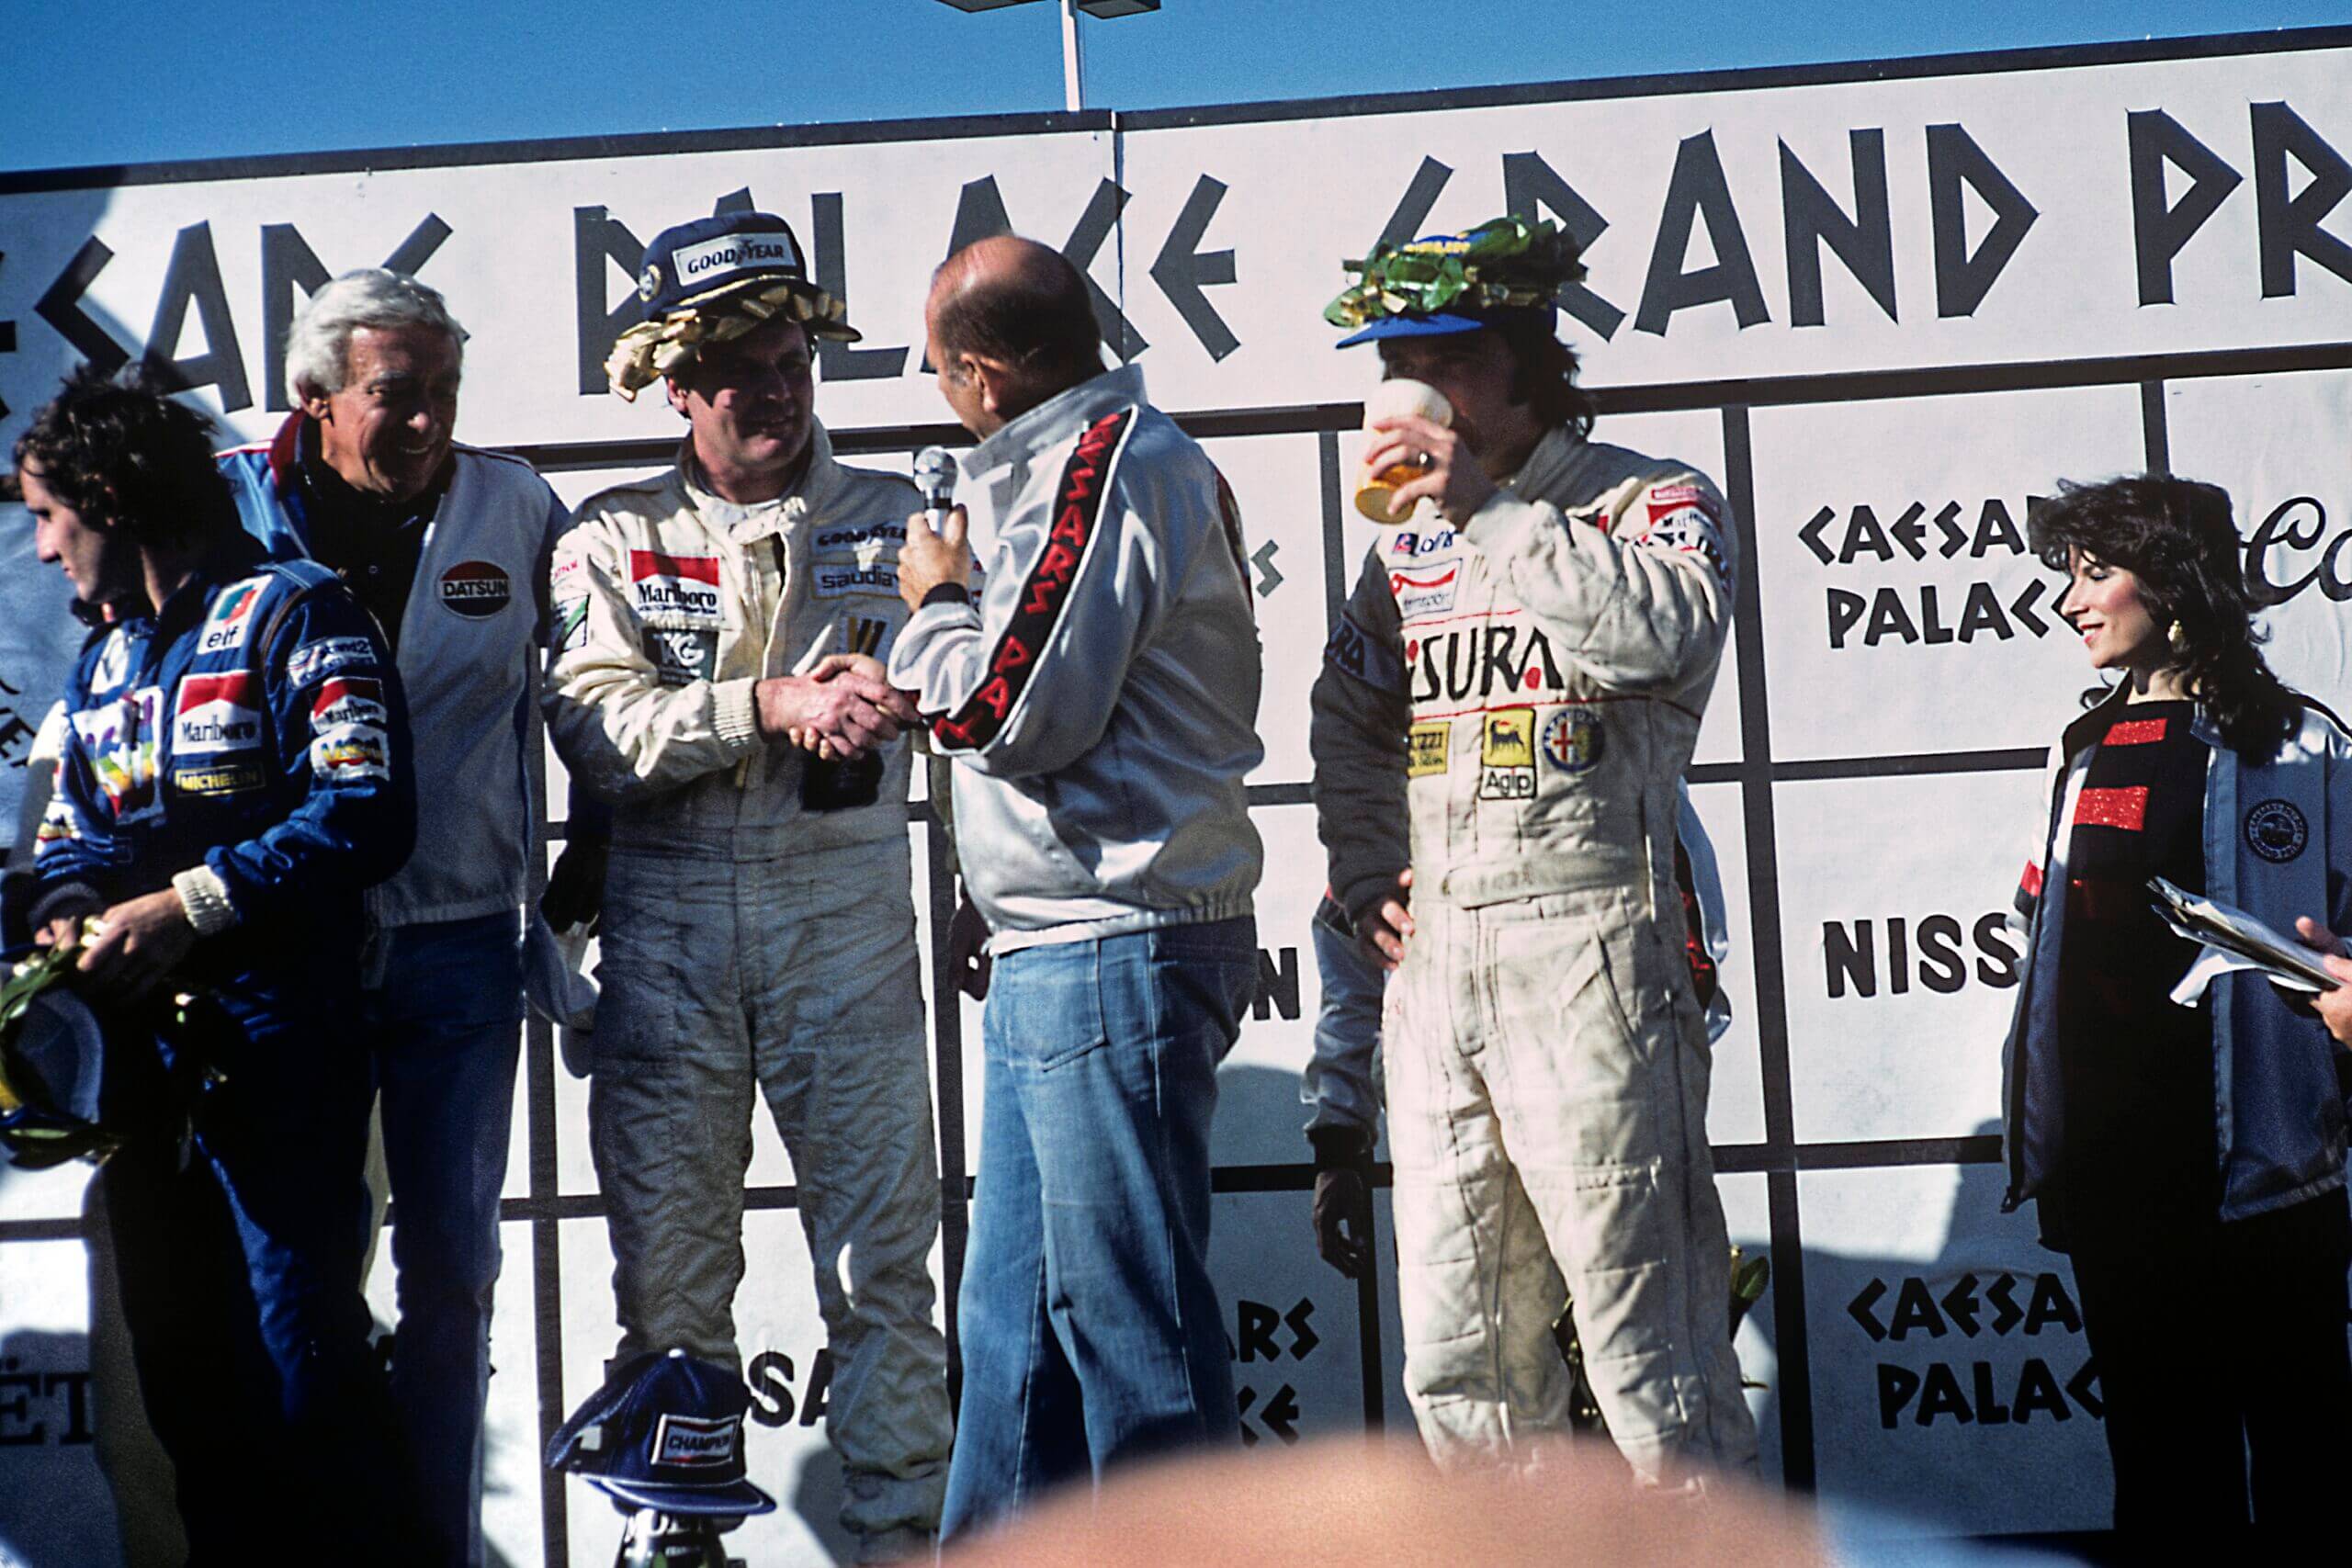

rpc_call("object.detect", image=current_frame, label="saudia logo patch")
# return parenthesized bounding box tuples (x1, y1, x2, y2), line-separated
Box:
(439, 560, 513, 620)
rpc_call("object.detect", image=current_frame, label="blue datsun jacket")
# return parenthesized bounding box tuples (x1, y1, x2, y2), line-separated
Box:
(32, 542, 416, 997)
(2002, 685, 2352, 1226)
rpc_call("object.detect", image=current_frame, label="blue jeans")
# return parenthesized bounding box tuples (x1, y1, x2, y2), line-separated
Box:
(942, 915, 1259, 1539)
(361, 912, 525, 1568)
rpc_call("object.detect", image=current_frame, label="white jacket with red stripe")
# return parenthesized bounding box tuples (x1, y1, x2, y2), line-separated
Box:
(888, 366, 1264, 949)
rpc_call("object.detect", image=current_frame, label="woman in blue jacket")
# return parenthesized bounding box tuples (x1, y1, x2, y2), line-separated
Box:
(2003, 474, 2350, 1539)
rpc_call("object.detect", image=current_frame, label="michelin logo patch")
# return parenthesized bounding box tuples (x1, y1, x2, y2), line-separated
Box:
(288, 637, 379, 689)
(172, 760, 266, 796)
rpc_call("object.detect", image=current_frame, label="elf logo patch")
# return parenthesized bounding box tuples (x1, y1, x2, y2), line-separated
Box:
(174, 671, 263, 756)
(438, 560, 513, 620)
(198, 578, 267, 655)
(651, 1413, 738, 1468)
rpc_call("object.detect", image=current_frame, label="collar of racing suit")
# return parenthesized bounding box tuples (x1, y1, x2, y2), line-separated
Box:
(958, 364, 1148, 486)
(1500, 423, 1591, 510)
(675, 422, 851, 547)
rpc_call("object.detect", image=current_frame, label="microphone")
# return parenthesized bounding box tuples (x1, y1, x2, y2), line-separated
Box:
(913, 446, 957, 531)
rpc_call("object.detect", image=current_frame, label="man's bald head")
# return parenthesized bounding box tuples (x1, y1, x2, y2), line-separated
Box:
(927, 235, 1104, 423)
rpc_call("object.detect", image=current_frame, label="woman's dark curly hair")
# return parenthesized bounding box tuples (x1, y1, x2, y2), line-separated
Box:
(10, 364, 239, 550)
(2029, 474, 2300, 761)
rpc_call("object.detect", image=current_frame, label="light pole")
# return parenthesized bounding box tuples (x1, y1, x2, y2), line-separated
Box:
(933, 0, 1161, 112)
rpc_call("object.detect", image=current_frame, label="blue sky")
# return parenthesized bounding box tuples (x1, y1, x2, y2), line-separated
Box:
(4, 1, 2349, 175)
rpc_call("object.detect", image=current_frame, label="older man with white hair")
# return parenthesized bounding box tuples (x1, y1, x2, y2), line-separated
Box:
(217, 267, 575, 1567)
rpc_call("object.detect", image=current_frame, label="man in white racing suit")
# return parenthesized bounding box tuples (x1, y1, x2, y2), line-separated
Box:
(1308, 217, 1757, 1484)
(543, 210, 951, 1562)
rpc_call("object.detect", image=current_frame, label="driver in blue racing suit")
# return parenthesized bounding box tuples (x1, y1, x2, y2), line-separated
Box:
(17, 368, 419, 1562)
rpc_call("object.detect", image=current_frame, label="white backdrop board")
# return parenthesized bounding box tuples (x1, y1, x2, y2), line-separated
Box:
(3, 26, 2351, 1563)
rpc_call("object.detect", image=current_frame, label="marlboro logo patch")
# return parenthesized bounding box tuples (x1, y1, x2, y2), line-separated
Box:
(174, 671, 264, 756)
(629, 551, 723, 621)
(930, 408, 1133, 752)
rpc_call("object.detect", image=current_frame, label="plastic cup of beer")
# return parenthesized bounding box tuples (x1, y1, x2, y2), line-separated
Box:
(1354, 379, 1455, 522)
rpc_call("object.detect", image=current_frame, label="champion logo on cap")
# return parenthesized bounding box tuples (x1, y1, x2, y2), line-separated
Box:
(651, 1413, 738, 1469)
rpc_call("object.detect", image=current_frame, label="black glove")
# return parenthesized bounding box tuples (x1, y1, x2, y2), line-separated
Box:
(541, 837, 608, 935)
(1344, 869, 1412, 968)
(1308, 1124, 1374, 1280)
(946, 886, 992, 1001)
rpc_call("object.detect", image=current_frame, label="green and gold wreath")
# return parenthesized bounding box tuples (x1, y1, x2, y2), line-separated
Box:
(1324, 215, 1588, 332)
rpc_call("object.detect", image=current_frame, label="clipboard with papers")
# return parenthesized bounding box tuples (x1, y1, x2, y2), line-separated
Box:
(2146, 875, 2344, 999)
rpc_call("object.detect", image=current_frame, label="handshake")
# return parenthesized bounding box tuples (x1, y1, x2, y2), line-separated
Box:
(752, 654, 918, 762)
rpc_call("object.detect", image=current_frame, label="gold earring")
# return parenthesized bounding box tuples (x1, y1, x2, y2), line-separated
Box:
(2167, 620, 2187, 652)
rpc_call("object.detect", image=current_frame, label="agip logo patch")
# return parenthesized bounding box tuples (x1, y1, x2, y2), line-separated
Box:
(1477, 706, 1535, 801)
